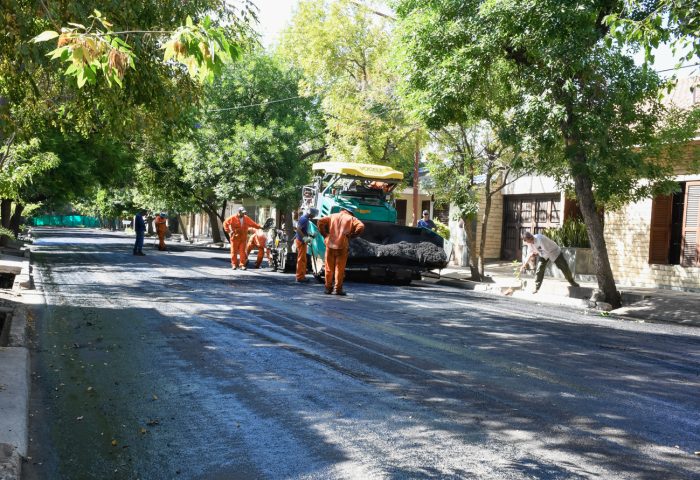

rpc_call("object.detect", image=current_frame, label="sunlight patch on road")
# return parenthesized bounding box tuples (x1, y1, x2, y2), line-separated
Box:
(175, 323, 204, 331)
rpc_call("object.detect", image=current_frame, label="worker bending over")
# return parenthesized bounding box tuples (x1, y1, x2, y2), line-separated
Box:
(224, 207, 260, 270)
(294, 207, 318, 283)
(317, 204, 364, 295)
(154, 212, 168, 251)
(246, 228, 270, 269)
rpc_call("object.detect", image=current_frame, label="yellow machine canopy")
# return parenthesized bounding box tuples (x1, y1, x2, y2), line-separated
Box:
(312, 162, 404, 181)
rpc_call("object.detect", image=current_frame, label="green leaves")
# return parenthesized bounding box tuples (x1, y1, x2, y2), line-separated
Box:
(162, 19, 241, 83)
(280, 0, 417, 174)
(31, 31, 59, 43)
(32, 13, 135, 88)
(32, 10, 243, 88)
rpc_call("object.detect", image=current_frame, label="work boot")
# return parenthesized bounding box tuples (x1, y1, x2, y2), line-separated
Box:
(296, 278, 310, 284)
(136, 252, 146, 256)
(335, 290, 347, 296)
(324, 288, 332, 294)
(232, 265, 238, 270)
(241, 265, 247, 270)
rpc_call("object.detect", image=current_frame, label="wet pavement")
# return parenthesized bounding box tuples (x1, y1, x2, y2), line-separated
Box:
(24, 228, 700, 479)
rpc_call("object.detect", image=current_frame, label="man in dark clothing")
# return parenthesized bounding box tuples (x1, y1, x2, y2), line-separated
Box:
(417, 210, 437, 231)
(133, 210, 147, 256)
(294, 207, 318, 283)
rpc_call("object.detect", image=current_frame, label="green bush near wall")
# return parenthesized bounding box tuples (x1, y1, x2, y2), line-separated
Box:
(544, 219, 590, 248)
(433, 219, 451, 240)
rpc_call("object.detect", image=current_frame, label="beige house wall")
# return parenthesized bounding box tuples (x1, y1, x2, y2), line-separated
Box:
(396, 189, 433, 226)
(605, 196, 700, 291)
(606, 141, 700, 291)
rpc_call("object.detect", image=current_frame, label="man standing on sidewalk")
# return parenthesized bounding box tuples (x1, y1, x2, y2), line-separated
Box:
(223, 207, 261, 270)
(294, 207, 318, 283)
(317, 204, 364, 295)
(520, 231, 579, 293)
(133, 210, 146, 256)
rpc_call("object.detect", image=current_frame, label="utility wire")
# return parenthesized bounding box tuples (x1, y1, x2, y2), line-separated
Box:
(206, 95, 307, 113)
(655, 62, 699, 73)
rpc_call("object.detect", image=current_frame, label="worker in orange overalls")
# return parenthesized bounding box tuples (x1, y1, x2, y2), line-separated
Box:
(223, 207, 260, 270)
(317, 203, 364, 295)
(154, 212, 168, 251)
(246, 228, 270, 269)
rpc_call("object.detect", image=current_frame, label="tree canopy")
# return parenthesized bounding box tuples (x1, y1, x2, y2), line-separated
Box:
(134, 51, 323, 242)
(280, 0, 418, 175)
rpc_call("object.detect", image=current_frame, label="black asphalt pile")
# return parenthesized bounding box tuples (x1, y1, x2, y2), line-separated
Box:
(349, 238, 447, 268)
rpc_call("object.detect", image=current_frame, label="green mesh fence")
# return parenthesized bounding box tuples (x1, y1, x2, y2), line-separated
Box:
(30, 215, 101, 228)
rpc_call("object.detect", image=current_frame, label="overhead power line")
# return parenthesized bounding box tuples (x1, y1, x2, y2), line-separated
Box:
(655, 62, 700, 73)
(206, 95, 307, 113)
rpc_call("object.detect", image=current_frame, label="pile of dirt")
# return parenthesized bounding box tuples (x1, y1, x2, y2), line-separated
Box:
(349, 237, 447, 268)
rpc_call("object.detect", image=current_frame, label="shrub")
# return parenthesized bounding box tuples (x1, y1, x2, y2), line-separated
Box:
(543, 219, 590, 248)
(433, 219, 451, 240)
(0, 227, 15, 239)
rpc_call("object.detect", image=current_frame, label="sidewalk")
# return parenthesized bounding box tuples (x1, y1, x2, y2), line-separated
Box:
(433, 261, 700, 327)
(0, 244, 36, 480)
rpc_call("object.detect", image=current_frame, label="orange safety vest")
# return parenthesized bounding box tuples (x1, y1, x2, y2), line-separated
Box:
(318, 210, 365, 250)
(248, 229, 267, 248)
(154, 216, 168, 234)
(224, 214, 260, 240)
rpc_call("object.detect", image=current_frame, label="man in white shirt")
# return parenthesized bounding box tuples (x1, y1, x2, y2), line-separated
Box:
(520, 231, 580, 293)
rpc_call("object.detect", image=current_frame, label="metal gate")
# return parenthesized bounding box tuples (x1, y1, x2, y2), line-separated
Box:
(501, 195, 561, 260)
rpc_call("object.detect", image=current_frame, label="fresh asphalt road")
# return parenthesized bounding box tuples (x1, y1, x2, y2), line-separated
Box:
(24, 228, 700, 480)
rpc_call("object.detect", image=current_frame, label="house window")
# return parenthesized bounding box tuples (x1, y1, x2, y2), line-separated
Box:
(682, 182, 700, 266)
(649, 181, 700, 266)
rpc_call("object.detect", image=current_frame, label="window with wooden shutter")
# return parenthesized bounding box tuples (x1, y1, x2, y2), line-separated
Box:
(649, 195, 673, 264)
(681, 182, 700, 266)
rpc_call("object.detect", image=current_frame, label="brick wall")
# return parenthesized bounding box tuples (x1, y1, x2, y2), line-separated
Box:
(606, 199, 700, 290)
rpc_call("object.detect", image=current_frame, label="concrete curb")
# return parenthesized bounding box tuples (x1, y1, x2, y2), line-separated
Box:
(432, 277, 647, 310)
(0, 347, 29, 480)
(0, 248, 33, 480)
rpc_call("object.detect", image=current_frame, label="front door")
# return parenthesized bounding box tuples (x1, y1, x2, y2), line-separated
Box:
(395, 199, 407, 225)
(501, 194, 561, 260)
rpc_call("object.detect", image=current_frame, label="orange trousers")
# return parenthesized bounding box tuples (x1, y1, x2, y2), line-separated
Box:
(230, 237, 247, 267)
(324, 248, 348, 292)
(157, 233, 166, 251)
(295, 239, 307, 281)
(247, 243, 269, 268)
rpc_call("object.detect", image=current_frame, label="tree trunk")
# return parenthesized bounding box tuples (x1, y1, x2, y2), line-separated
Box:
(9, 203, 23, 237)
(283, 210, 294, 248)
(204, 207, 224, 244)
(463, 215, 481, 281)
(478, 171, 494, 279)
(1, 199, 12, 229)
(572, 171, 620, 308)
(178, 215, 189, 241)
(146, 215, 154, 235)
